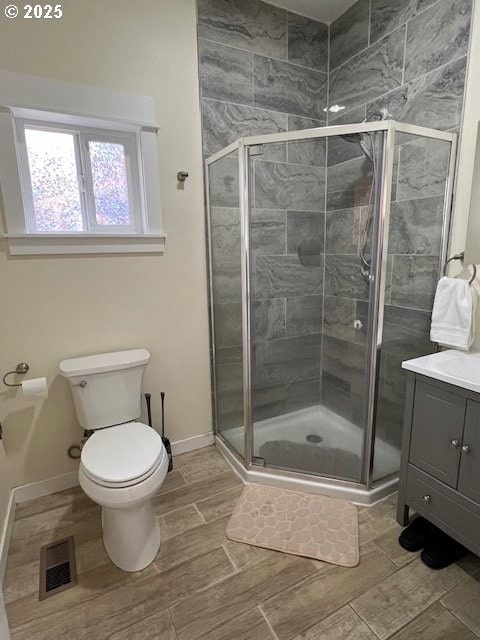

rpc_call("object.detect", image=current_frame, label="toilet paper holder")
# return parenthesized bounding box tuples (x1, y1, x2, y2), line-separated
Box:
(3, 362, 30, 387)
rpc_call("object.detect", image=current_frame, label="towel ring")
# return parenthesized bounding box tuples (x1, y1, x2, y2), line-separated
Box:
(444, 252, 477, 285)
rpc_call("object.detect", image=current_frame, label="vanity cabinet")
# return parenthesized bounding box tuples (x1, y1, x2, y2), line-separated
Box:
(397, 373, 480, 557)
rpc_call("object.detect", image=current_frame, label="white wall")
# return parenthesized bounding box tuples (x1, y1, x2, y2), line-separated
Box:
(451, 0, 480, 265)
(0, 0, 212, 487)
(0, 443, 12, 558)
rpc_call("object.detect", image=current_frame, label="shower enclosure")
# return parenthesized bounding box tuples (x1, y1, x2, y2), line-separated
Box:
(206, 120, 456, 503)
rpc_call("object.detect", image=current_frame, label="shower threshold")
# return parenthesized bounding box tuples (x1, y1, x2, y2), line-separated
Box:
(216, 404, 400, 506)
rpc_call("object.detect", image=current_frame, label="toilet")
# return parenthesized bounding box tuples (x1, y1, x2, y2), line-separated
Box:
(59, 349, 168, 572)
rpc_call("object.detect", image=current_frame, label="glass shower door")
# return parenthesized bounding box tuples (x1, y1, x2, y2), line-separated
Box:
(207, 149, 245, 458)
(248, 132, 383, 483)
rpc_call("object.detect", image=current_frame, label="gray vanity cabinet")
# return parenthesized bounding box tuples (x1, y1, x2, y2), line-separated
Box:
(409, 381, 465, 487)
(458, 401, 480, 503)
(397, 373, 480, 557)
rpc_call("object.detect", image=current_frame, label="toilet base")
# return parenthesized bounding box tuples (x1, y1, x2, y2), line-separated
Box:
(102, 500, 160, 572)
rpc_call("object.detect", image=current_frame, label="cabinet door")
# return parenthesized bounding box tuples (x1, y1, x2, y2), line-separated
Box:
(409, 381, 465, 487)
(458, 400, 480, 502)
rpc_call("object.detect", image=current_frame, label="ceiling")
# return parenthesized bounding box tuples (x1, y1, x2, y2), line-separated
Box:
(264, 0, 358, 23)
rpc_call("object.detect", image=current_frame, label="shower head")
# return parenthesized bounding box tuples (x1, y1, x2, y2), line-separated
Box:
(340, 131, 374, 163)
(359, 137, 374, 162)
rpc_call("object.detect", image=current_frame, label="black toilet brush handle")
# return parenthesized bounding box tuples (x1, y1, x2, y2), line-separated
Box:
(145, 393, 153, 429)
(160, 392, 165, 439)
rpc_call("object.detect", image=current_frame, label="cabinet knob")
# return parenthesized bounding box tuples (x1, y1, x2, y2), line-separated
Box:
(461, 444, 471, 453)
(450, 439, 460, 448)
(423, 495, 431, 503)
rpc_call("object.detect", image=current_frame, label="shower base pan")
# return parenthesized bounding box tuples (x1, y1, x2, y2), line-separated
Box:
(216, 404, 400, 506)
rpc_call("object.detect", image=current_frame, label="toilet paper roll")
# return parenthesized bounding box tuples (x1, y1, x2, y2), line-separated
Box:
(21, 377, 48, 399)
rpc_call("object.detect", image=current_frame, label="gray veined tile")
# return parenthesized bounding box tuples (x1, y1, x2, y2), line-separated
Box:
(390, 255, 439, 311)
(382, 304, 432, 358)
(370, 0, 438, 43)
(323, 296, 356, 342)
(214, 302, 242, 349)
(287, 211, 324, 256)
(329, 26, 405, 113)
(404, 0, 472, 83)
(287, 13, 328, 72)
(210, 207, 242, 304)
(388, 196, 444, 255)
(197, 0, 288, 59)
(367, 56, 468, 132)
(209, 156, 239, 208)
(327, 106, 367, 166)
(253, 334, 322, 387)
(326, 207, 365, 255)
(287, 115, 326, 167)
(202, 100, 287, 159)
(252, 375, 321, 423)
(251, 208, 286, 256)
(214, 347, 244, 429)
(255, 255, 323, 299)
(255, 161, 325, 211)
(252, 298, 286, 341)
(254, 55, 328, 120)
(285, 295, 322, 336)
(396, 137, 450, 201)
(330, 0, 370, 70)
(198, 39, 253, 107)
(327, 155, 374, 212)
(324, 254, 370, 300)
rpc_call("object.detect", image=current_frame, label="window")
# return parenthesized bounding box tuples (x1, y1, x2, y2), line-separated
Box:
(17, 121, 142, 234)
(0, 71, 165, 255)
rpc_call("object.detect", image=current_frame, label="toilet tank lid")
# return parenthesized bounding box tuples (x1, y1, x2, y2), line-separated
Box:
(59, 349, 150, 377)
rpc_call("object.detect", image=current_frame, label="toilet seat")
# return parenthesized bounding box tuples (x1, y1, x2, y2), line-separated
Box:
(81, 421, 165, 488)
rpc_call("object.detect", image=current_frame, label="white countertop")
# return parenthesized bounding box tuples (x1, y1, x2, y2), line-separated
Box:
(402, 345, 480, 394)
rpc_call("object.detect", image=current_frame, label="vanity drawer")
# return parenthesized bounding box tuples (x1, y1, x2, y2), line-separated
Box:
(406, 464, 480, 556)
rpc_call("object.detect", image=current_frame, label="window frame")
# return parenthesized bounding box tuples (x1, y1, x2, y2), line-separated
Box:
(15, 118, 144, 235)
(0, 71, 165, 255)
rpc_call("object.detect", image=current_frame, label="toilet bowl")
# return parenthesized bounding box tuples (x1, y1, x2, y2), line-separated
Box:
(60, 349, 168, 572)
(79, 421, 168, 572)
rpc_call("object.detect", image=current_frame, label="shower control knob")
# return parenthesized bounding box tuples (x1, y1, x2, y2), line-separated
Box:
(353, 319, 363, 330)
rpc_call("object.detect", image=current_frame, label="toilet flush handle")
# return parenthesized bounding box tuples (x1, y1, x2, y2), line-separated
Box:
(73, 380, 87, 388)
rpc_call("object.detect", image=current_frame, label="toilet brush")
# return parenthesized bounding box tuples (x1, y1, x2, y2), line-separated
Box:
(145, 393, 153, 429)
(161, 392, 173, 472)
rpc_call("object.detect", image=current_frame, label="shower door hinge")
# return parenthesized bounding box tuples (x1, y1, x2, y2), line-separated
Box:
(252, 456, 265, 466)
(249, 145, 264, 157)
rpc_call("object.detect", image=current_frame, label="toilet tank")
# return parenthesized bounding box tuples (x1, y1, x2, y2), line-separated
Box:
(59, 349, 150, 430)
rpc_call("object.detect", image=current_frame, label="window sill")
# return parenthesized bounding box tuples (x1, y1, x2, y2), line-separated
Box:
(3, 233, 166, 255)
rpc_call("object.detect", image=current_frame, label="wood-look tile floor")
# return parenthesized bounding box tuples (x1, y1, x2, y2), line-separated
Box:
(4, 446, 480, 640)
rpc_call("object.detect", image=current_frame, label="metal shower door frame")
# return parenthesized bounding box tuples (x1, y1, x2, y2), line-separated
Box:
(206, 120, 457, 491)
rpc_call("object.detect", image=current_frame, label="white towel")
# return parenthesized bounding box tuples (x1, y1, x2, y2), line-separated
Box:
(430, 276, 477, 350)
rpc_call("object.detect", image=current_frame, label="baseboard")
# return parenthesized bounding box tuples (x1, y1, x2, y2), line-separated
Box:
(13, 470, 79, 505)
(170, 431, 214, 456)
(11, 431, 215, 505)
(0, 491, 15, 583)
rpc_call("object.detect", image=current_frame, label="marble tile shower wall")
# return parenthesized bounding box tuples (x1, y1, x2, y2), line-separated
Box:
(200, 0, 473, 443)
(197, 0, 330, 426)
(325, 0, 473, 445)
